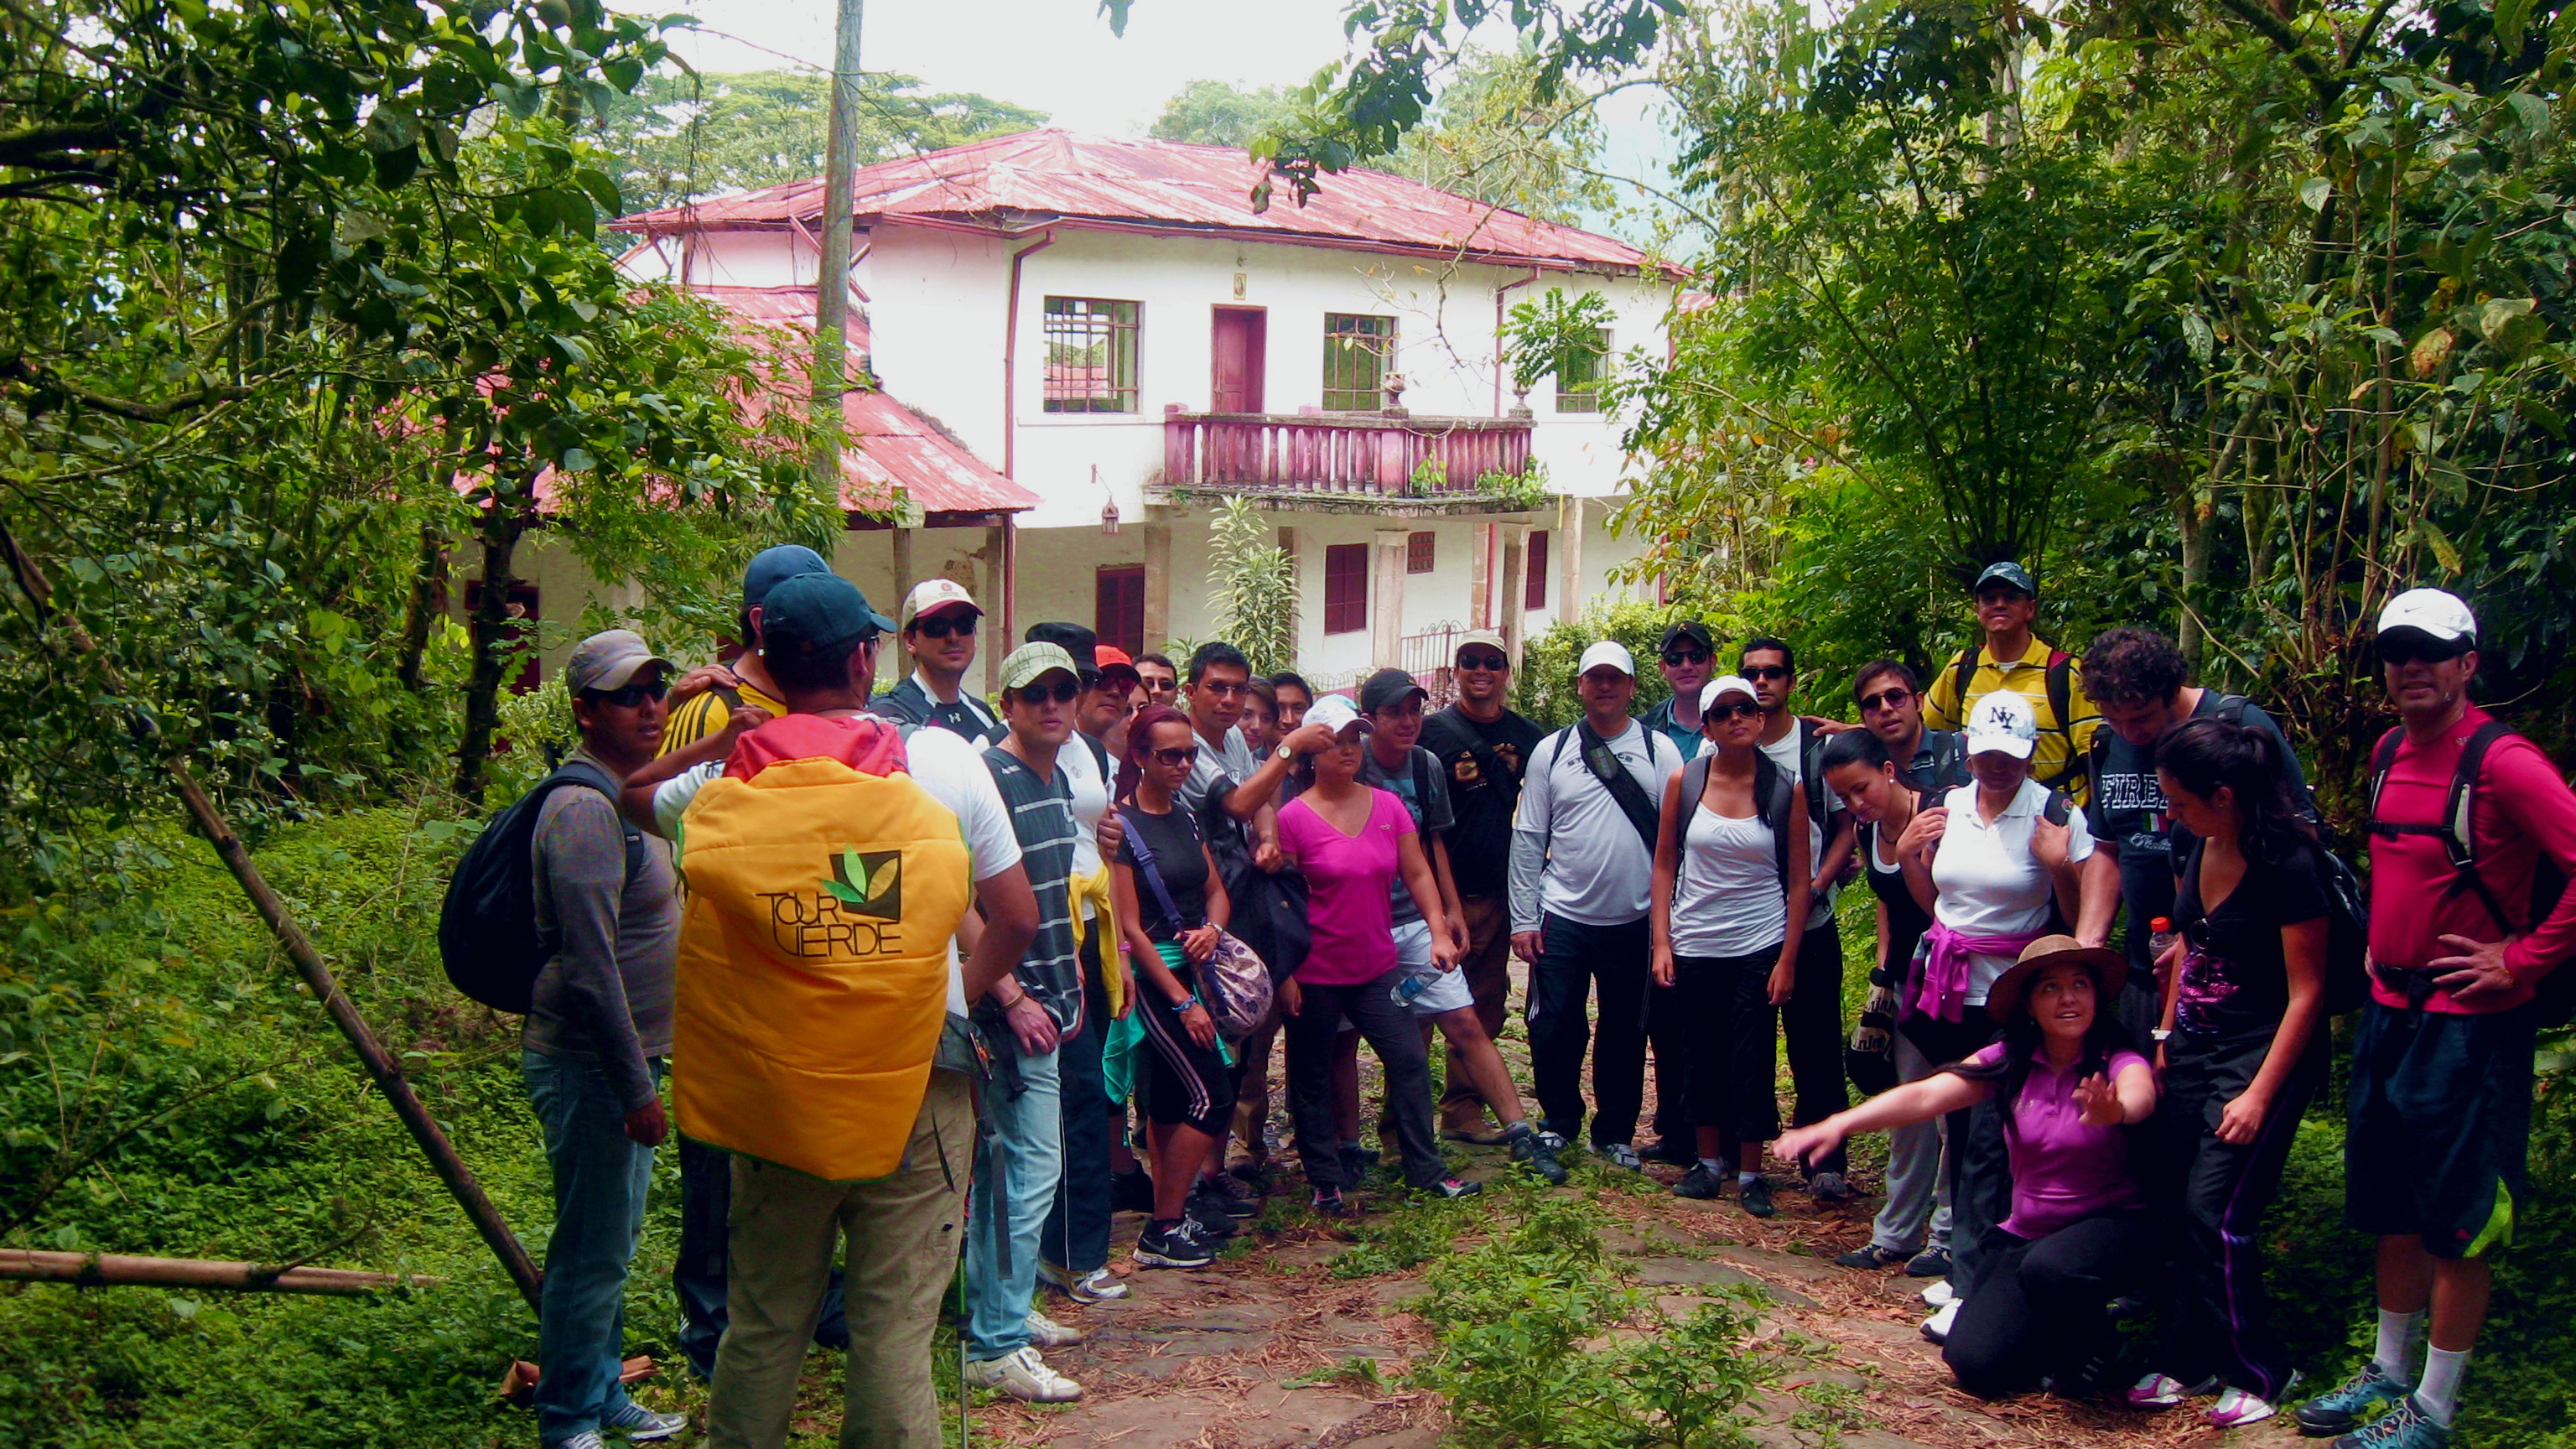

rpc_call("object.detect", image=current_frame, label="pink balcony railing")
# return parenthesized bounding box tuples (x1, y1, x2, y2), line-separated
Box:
(1161, 407, 1532, 498)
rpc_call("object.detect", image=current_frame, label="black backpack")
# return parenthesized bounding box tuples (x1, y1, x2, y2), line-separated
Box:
(437, 759, 644, 1015)
(2368, 721, 2573, 1026)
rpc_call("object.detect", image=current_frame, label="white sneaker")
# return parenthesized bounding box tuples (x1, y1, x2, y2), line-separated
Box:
(2207, 1373, 2299, 1428)
(1026, 1307, 1087, 1348)
(1920, 1297, 1961, 1343)
(963, 1345, 1083, 1403)
(1065, 1266, 1129, 1301)
(1920, 1278, 1955, 1307)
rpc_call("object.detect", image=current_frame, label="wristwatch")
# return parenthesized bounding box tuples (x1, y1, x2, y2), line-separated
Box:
(1275, 741, 1296, 761)
(2151, 1028, 2173, 1042)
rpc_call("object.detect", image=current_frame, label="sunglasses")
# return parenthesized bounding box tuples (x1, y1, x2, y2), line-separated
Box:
(1663, 648, 1712, 667)
(1857, 688, 1914, 713)
(1708, 700, 1765, 720)
(1140, 678, 1177, 694)
(584, 679, 668, 708)
(1741, 664, 1791, 682)
(911, 612, 979, 639)
(1012, 677, 1080, 706)
(1151, 745, 1202, 768)
(1457, 652, 1509, 672)
(2376, 635, 2470, 667)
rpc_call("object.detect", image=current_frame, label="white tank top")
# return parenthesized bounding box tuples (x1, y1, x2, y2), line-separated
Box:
(1670, 803, 1788, 958)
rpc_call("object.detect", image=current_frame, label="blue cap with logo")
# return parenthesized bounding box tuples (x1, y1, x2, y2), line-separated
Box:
(1973, 560, 2037, 597)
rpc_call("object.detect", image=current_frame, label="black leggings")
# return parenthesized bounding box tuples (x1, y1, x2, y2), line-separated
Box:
(1135, 945, 1233, 1135)
(1943, 1211, 2155, 1398)
(1673, 947, 1783, 1143)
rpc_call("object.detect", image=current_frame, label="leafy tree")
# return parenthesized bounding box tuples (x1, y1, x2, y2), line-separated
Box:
(1204, 496, 1297, 675)
(1388, 49, 1616, 226)
(1149, 79, 1300, 148)
(593, 69, 1047, 214)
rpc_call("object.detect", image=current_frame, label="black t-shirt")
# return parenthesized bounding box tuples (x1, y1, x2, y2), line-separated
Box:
(2085, 691, 2313, 974)
(1420, 704, 1545, 898)
(1860, 818, 1935, 982)
(2172, 839, 2329, 1042)
(1119, 803, 1210, 941)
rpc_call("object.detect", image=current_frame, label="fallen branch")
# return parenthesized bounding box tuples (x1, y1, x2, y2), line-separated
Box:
(0, 1249, 439, 1297)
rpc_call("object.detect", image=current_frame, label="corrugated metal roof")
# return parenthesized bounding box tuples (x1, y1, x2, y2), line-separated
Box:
(615, 131, 1675, 278)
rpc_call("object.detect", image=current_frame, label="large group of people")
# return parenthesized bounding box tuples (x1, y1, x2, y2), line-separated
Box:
(507, 546, 2572, 1449)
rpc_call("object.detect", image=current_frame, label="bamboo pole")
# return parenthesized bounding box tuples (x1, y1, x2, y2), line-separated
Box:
(0, 1250, 438, 1297)
(0, 522, 544, 1313)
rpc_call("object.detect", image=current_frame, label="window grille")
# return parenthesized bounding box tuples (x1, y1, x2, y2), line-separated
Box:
(1322, 314, 1396, 412)
(1043, 297, 1140, 413)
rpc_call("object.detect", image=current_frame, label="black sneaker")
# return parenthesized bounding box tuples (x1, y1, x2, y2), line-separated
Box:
(1672, 1164, 1725, 1200)
(1310, 1186, 1349, 1217)
(1509, 1127, 1568, 1186)
(1904, 1246, 1951, 1278)
(1341, 1144, 1380, 1182)
(1835, 1244, 1909, 1270)
(1198, 1171, 1261, 1217)
(1420, 1176, 1483, 1200)
(1643, 1137, 1698, 1168)
(1739, 1174, 1776, 1218)
(1134, 1218, 1215, 1269)
(1109, 1167, 1156, 1214)
(1184, 1185, 1242, 1237)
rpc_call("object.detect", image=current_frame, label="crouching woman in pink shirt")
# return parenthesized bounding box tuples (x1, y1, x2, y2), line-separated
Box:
(1779, 938, 2158, 1400)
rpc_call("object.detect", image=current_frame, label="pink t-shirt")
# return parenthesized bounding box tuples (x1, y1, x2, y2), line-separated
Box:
(1966, 1041, 2151, 1239)
(1278, 788, 1415, 987)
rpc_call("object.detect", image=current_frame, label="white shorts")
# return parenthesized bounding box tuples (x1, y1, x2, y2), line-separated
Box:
(1393, 918, 1474, 1017)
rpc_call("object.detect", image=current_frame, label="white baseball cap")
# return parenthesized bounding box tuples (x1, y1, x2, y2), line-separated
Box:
(901, 578, 979, 629)
(1577, 640, 1638, 678)
(1700, 675, 1758, 712)
(1963, 689, 2039, 760)
(2376, 588, 2477, 646)
(1303, 694, 1371, 740)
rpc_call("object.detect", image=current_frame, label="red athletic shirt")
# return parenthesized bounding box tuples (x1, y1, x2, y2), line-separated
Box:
(2367, 704, 2576, 1012)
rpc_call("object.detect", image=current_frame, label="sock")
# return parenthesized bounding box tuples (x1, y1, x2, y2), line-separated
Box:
(1504, 1120, 1534, 1142)
(1698, 1156, 1727, 1175)
(2375, 1308, 2428, 1383)
(2416, 1346, 2470, 1426)
(1738, 1170, 1760, 1187)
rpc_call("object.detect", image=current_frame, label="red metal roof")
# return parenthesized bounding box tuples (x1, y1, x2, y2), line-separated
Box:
(615, 131, 1675, 278)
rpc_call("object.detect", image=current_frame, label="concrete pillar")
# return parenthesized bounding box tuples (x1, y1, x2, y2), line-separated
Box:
(983, 523, 1005, 696)
(1499, 522, 1530, 666)
(1470, 522, 1494, 631)
(1143, 517, 1172, 653)
(1559, 495, 1584, 626)
(1371, 528, 1407, 670)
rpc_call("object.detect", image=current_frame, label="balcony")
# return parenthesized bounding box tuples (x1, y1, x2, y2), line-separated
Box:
(1157, 407, 1537, 512)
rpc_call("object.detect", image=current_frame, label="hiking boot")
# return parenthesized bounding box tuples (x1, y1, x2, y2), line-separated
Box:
(1109, 1167, 1156, 1214)
(2333, 1395, 2450, 1449)
(1643, 1137, 1699, 1167)
(1535, 1129, 1570, 1151)
(1025, 1307, 1086, 1348)
(1420, 1176, 1483, 1200)
(1739, 1174, 1776, 1218)
(2127, 1371, 2220, 1410)
(1198, 1171, 1261, 1216)
(1509, 1126, 1568, 1186)
(601, 1402, 689, 1441)
(1905, 1246, 1952, 1278)
(2300, 1364, 2412, 1437)
(1134, 1218, 1216, 1269)
(2209, 1374, 2300, 1430)
(1597, 1141, 1644, 1171)
(963, 1346, 1083, 1403)
(1834, 1243, 1909, 1270)
(1442, 1106, 1511, 1145)
(1673, 1164, 1726, 1200)
(1808, 1171, 1857, 1202)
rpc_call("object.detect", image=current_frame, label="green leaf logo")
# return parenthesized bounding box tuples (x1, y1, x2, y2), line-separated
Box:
(822, 849, 904, 920)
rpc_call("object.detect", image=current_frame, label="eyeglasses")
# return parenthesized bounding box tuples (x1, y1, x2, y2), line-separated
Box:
(1195, 679, 1248, 698)
(911, 612, 980, 639)
(1151, 745, 1202, 768)
(1709, 700, 1765, 720)
(1662, 648, 1712, 667)
(1012, 677, 1080, 706)
(2376, 635, 2470, 667)
(1857, 688, 1914, 713)
(1457, 652, 1509, 672)
(1741, 664, 1791, 682)
(584, 679, 668, 708)
(1140, 678, 1177, 695)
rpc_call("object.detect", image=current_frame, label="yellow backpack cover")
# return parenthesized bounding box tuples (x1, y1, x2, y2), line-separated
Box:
(673, 714, 970, 1182)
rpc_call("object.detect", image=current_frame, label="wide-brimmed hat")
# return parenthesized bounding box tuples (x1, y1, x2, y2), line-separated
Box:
(1986, 935, 2128, 1023)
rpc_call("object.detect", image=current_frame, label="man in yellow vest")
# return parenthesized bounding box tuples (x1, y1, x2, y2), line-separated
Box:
(623, 571, 1038, 1449)
(1922, 560, 2103, 804)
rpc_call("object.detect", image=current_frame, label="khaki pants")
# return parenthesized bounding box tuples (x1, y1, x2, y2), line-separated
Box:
(1439, 895, 1516, 1125)
(704, 1070, 973, 1449)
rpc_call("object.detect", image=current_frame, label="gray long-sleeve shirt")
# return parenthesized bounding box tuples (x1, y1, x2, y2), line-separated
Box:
(524, 750, 678, 1111)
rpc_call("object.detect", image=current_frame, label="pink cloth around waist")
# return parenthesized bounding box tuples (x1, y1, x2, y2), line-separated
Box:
(1912, 920, 2049, 1023)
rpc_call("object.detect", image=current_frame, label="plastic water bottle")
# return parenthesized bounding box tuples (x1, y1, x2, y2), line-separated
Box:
(1395, 970, 1436, 1006)
(2148, 917, 2179, 965)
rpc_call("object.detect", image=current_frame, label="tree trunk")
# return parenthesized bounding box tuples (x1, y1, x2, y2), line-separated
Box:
(452, 485, 530, 804)
(395, 522, 446, 693)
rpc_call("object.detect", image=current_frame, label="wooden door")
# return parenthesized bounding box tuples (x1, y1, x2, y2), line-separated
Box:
(1096, 566, 1145, 657)
(1211, 307, 1266, 414)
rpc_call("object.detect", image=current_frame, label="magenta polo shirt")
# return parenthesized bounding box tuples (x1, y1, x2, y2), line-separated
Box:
(1967, 1041, 2151, 1239)
(1278, 788, 1413, 987)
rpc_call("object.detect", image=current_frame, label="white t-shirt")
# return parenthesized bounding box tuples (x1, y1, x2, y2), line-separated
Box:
(653, 722, 1024, 1015)
(1514, 719, 1685, 927)
(1758, 724, 1844, 930)
(1929, 777, 2096, 1003)
(1671, 803, 1787, 958)
(1060, 732, 1112, 916)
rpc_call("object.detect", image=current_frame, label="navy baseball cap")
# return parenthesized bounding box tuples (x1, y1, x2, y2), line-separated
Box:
(741, 544, 834, 611)
(759, 572, 892, 659)
(1025, 621, 1104, 683)
(1973, 560, 2036, 596)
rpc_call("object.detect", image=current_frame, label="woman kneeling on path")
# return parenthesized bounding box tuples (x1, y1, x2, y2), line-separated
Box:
(1779, 939, 2158, 1400)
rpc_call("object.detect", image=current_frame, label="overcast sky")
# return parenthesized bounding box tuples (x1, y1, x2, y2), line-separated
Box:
(657, 0, 1684, 240)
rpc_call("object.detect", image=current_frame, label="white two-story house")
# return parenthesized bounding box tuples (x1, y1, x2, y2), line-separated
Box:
(526, 129, 1676, 693)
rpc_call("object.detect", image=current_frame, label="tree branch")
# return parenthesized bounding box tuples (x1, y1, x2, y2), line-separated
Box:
(0, 356, 249, 423)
